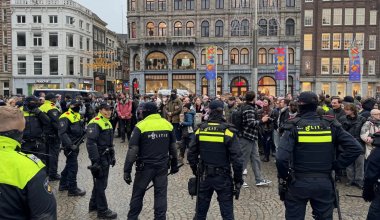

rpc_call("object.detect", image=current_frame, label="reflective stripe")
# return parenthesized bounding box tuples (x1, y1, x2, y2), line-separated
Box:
(208, 123, 220, 126)
(298, 131, 332, 135)
(199, 131, 224, 136)
(195, 129, 200, 135)
(199, 135, 224, 143)
(298, 135, 332, 143)
(225, 129, 234, 137)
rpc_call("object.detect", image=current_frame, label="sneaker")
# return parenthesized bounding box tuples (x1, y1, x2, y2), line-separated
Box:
(243, 169, 247, 175)
(97, 209, 117, 219)
(242, 182, 249, 188)
(256, 179, 272, 186)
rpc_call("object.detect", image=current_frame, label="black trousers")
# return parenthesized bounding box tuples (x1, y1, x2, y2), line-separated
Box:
(89, 157, 110, 212)
(119, 118, 132, 141)
(128, 166, 168, 220)
(21, 140, 47, 165)
(46, 135, 61, 176)
(59, 149, 79, 190)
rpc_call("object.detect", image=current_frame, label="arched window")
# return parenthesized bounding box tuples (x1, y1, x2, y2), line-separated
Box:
(186, 21, 194, 36)
(146, 22, 155, 36)
(174, 21, 182, 36)
(258, 76, 276, 96)
(230, 48, 239, 64)
(241, 19, 249, 36)
(133, 54, 140, 71)
(268, 48, 275, 64)
(288, 48, 294, 64)
(286, 19, 295, 36)
(201, 77, 208, 95)
(172, 51, 196, 70)
(158, 22, 167, 36)
(230, 76, 248, 96)
(240, 48, 249, 64)
(258, 48, 266, 64)
(258, 19, 267, 36)
(201, 20, 209, 37)
(217, 48, 223, 65)
(217, 76, 223, 95)
(269, 19, 278, 36)
(201, 49, 206, 65)
(231, 20, 240, 36)
(145, 51, 168, 70)
(215, 20, 224, 37)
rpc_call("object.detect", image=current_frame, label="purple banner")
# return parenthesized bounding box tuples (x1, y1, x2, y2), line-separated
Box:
(348, 47, 361, 82)
(205, 46, 217, 80)
(274, 47, 287, 80)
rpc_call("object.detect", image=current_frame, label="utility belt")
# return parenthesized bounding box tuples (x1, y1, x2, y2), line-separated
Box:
(203, 165, 230, 176)
(294, 172, 330, 179)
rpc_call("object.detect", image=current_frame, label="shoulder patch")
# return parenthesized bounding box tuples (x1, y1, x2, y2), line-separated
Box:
(43, 177, 53, 194)
(95, 117, 100, 120)
(65, 112, 70, 115)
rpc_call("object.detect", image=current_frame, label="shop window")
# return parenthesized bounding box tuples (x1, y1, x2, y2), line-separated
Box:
(173, 51, 195, 70)
(132, 78, 139, 95)
(258, 76, 276, 96)
(173, 74, 196, 94)
(145, 51, 168, 70)
(145, 74, 168, 93)
(201, 77, 208, 95)
(230, 76, 248, 96)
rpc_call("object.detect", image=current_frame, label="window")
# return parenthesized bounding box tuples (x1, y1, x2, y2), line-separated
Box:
(231, 0, 239, 8)
(86, 23, 90, 31)
(174, 0, 182, 10)
(201, 49, 206, 65)
(50, 56, 58, 75)
(286, 0, 295, 7)
(230, 49, 239, 64)
(67, 57, 74, 75)
(33, 15, 41, 23)
(368, 60, 376, 75)
(17, 32, 26, 47)
(146, 0, 155, 11)
(2, 31, 7, 45)
(231, 20, 240, 36)
(87, 58, 91, 76)
(66, 16, 74, 25)
(86, 38, 90, 51)
(288, 48, 294, 64)
(158, 0, 166, 11)
(80, 58, 83, 76)
(241, 19, 249, 36)
(285, 19, 295, 36)
(145, 52, 168, 70)
(201, 77, 208, 95)
(186, 21, 194, 36)
(345, 8, 353, 25)
(215, 20, 224, 37)
(201, 0, 210, 9)
(3, 54, 8, 72)
(356, 8, 365, 25)
(186, 0, 195, 10)
(241, 0, 249, 8)
(258, 48, 266, 64)
(258, 19, 267, 36)
(343, 58, 349, 74)
(321, 58, 330, 74)
(49, 15, 58, 23)
(268, 48, 275, 64)
(370, 10, 377, 25)
(174, 21, 182, 36)
(240, 48, 249, 64)
(304, 10, 313, 26)
(2, 9, 6, 22)
(17, 15, 26, 23)
(333, 33, 341, 50)
(321, 33, 330, 50)
(268, 19, 277, 36)
(131, 22, 136, 38)
(33, 33, 42, 46)
(130, 0, 136, 11)
(159, 22, 167, 36)
(217, 49, 223, 65)
(344, 33, 353, 49)
(322, 9, 331, 25)
(356, 33, 364, 49)
(304, 34, 313, 50)
(333, 8, 342, 25)
(49, 32, 58, 47)
(332, 58, 341, 74)
(147, 22, 155, 36)
(216, 0, 224, 9)
(17, 56, 26, 75)
(79, 20, 83, 29)
(369, 35, 376, 50)
(172, 51, 195, 70)
(79, 36, 83, 49)
(66, 33, 74, 47)
(34, 56, 42, 75)
(201, 21, 209, 37)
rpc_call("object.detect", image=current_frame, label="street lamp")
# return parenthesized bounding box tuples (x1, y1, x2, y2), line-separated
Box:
(252, 0, 258, 94)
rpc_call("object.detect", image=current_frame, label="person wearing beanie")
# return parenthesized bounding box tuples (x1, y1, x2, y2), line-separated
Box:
(164, 89, 183, 141)
(360, 98, 377, 119)
(276, 91, 362, 220)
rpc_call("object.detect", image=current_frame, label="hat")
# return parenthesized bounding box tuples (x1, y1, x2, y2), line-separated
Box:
(171, 89, 177, 94)
(25, 95, 39, 103)
(45, 93, 56, 101)
(209, 100, 224, 110)
(99, 102, 112, 110)
(183, 103, 191, 109)
(142, 102, 158, 113)
(69, 100, 82, 106)
(297, 92, 318, 106)
(343, 96, 355, 103)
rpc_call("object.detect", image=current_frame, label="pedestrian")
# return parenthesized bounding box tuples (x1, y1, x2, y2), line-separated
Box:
(164, 89, 183, 142)
(178, 102, 195, 164)
(331, 96, 345, 122)
(86, 102, 117, 219)
(39, 93, 62, 181)
(187, 100, 244, 220)
(117, 93, 133, 143)
(0, 106, 57, 219)
(257, 97, 276, 162)
(224, 96, 237, 123)
(361, 109, 380, 158)
(276, 91, 362, 220)
(58, 100, 86, 196)
(123, 102, 179, 220)
(360, 98, 377, 119)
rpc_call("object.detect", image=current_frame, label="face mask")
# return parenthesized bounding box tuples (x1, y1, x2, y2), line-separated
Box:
(72, 106, 80, 112)
(0, 129, 24, 144)
(171, 94, 176, 100)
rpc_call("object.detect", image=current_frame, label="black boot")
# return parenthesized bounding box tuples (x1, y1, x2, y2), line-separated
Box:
(58, 184, 69, 191)
(89, 205, 97, 212)
(97, 209, 117, 219)
(68, 187, 86, 197)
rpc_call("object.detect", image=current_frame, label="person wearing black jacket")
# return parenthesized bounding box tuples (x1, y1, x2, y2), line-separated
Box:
(331, 96, 345, 122)
(360, 98, 377, 119)
(278, 98, 290, 136)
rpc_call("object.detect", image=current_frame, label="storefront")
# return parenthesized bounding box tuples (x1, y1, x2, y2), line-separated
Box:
(230, 76, 249, 96)
(145, 74, 168, 93)
(258, 76, 276, 96)
(172, 74, 196, 94)
(79, 80, 93, 90)
(27, 80, 60, 95)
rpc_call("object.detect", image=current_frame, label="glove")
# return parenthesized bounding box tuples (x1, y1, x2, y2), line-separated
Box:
(362, 182, 375, 202)
(89, 163, 102, 178)
(170, 159, 179, 174)
(110, 158, 116, 167)
(30, 108, 41, 115)
(191, 165, 197, 176)
(278, 178, 288, 201)
(124, 172, 132, 185)
(109, 148, 116, 167)
(233, 173, 244, 186)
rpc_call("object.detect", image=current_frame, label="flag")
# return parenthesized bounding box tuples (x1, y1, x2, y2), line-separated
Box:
(274, 47, 287, 80)
(348, 44, 361, 82)
(205, 46, 217, 80)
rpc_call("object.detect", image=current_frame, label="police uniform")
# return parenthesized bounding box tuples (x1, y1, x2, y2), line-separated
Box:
(39, 93, 62, 180)
(124, 102, 178, 220)
(276, 92, 362, 220)
(58, 101, 86, 196)
(86, 106, 117, 219)
(0, 135, 57, 219)
(187, 100, 244, 220)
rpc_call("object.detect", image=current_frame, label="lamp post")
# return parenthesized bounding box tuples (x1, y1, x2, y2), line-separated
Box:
(252, 0, 258, 94)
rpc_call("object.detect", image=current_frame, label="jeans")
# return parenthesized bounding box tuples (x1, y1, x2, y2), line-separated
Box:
(262, 130, 273, 159)
(346, 154, 365, 185)
(367, 193, 380, 220)
(239, 137, 263, 183)
(172, 123, 181, 142)
(119, 118, 132, 141)
(273, 129, 280, 152)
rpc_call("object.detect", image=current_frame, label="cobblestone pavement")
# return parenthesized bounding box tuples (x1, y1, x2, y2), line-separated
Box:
(53, 140, 370, 220)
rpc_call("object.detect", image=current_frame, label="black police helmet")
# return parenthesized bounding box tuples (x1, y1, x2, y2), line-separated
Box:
(45, 93, 56, 101)
(25, 95, 39, 104)
(209, 100, 224, 111)
(99, 102, 112, 110)
(297, 91, 318, 106)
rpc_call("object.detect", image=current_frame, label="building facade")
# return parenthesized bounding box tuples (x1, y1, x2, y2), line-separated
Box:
(127, 0, 301, 97)
(11, 0, 94, 95)
(301, 0, 380, 98)
(0, 0, 11, 96)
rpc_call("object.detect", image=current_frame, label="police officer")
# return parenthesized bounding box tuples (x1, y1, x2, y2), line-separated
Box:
(58, 100, 86, 196)
(124, 102, 178, 220)
(276, 91, 362, 220)
(363, 132, 380, 219)
(0, 106, 57, 219)
(21, 95, 50, 164)
(39, 93, 62, 181)
(86, 102, 117, 219)
(187, 100, 244, 220)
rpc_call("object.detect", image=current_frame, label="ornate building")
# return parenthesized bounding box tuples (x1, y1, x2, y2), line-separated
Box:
(0, 0, 11, 96)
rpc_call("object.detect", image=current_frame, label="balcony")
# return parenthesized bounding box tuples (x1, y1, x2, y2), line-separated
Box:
(143, 36, 168, 46)
(171, 36, 196, 46)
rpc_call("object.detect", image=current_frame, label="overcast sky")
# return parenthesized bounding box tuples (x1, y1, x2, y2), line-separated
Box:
(75, 0, 127, 33)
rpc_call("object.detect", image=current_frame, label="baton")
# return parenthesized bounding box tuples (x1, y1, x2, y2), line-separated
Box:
(145, 163, 184, 191)
(20, 150, 52, 157)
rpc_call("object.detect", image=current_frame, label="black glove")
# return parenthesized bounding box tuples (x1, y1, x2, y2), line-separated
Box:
(170, 158, 179, 174)
(191, 165, 197, 176)
(30, 108, 41, 115)
(234, 182, 242, 200)
(124, 172, 132, 185)
(278, 178, 288, 201)
(110, 158, 116, 167)
(363, 182, 375, 202)
(233, 174, 244, 186)
(89, 163, 102, 178)
(109, 148, 116, 167)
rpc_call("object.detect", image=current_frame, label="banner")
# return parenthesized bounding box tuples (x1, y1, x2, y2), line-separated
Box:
(274, 47, 287, 80)
(205, 46, 217, 80)
(348, 46, 361, 82)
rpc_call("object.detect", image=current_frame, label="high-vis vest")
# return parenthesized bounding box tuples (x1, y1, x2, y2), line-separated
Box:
(39, 100, 59, 114)
(59, 109, 81, 123)
(88, 113, 113, 130)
